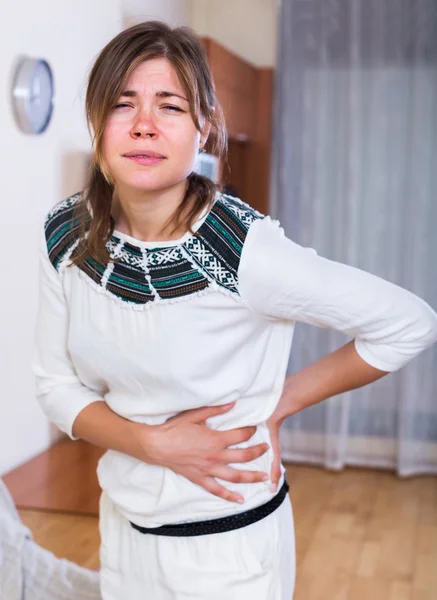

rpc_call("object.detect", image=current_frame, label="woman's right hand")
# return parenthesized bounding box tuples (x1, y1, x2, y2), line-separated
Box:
(140, 402, 270, 504)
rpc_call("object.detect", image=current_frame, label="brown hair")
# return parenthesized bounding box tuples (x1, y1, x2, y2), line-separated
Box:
(72, 20, 227, 266)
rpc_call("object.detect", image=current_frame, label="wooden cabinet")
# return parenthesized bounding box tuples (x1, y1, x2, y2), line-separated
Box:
(201, 38, 273, 215)
(204, 39, 257, 140)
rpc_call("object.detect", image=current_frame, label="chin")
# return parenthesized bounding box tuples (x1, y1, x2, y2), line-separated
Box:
(118, 176, 184, 193)
(119, 166, 190, 188)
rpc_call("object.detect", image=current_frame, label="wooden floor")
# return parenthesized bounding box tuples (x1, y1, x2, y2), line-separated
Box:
(5, 440, 437, 599)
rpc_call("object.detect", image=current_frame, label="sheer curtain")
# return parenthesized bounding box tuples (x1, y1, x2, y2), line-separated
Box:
(270, 0, 437, 475)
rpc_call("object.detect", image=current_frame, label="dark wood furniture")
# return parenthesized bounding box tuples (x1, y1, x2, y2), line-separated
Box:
(201, 38, 274, 215)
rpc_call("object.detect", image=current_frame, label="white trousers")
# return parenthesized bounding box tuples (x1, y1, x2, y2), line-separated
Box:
(99, 491, 296, 600)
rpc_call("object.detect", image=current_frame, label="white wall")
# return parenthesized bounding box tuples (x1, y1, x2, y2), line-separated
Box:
(190, 0, 278, 67)
(0, 0, 121, 476)
(0, 0, 192, 476)
(124, 0, 192, 27)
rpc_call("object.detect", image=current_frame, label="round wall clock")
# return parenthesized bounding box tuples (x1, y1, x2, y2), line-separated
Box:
(12, 57, 55, 135)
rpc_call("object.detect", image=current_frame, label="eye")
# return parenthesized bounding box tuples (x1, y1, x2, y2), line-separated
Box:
(113, 103, 131, 109)
(162, 105, 184, 113)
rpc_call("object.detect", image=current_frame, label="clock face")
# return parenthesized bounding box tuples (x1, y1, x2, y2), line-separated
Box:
(12, 58, 55, 135)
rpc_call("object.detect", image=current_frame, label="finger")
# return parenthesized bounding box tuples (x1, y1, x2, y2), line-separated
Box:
(220, 443, 269, 464)
(169, 402, 235, 423)
(270, 457, 281, 492)
(200, 476, 245, 504)
(186, 402, 236, 424)
(211, 466, 269, 485)
(269, 428, 282, 492)
(222, 426, 257, 446)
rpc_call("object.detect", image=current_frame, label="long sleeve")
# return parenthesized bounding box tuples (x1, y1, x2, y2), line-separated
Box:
(32, 226, 104, 440)
(238, 217, 437, 372)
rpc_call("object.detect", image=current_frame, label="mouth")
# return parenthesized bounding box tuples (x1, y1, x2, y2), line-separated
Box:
(123, 152, 166, 166)
(123, 151, 166, 159)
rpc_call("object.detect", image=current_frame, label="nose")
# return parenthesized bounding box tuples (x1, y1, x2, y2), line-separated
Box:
(130, 108, 158, 139)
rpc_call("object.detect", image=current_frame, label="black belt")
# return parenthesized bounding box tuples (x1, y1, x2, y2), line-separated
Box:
(129, 479, 289, 537)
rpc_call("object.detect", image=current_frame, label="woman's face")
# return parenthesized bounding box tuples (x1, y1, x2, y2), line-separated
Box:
(102, 57, 207, 193)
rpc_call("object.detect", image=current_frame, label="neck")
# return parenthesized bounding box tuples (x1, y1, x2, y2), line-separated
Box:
(112, 180, 190, 242)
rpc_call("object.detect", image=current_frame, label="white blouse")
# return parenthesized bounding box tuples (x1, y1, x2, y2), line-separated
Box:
(33, 192, 437, 527)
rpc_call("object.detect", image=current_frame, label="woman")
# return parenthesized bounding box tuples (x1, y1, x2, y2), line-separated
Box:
(33, 21, 437, 600)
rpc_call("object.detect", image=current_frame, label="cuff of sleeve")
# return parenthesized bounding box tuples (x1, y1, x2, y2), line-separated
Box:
(37, 387, 104, 441)
(354, 338, 404, 373)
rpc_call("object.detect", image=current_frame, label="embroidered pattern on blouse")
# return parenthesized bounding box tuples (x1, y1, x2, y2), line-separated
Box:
(45, 192, 83, 270)
(44, 192, 263, 306)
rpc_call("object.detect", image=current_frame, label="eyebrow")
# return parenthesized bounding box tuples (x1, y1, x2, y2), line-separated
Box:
(120, 90, 189, 102)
